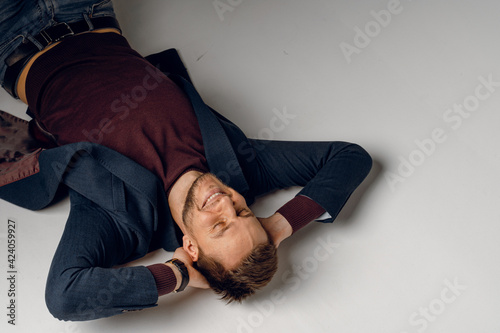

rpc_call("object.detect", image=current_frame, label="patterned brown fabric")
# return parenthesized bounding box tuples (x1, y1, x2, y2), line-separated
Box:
(0, 110, 43, 186)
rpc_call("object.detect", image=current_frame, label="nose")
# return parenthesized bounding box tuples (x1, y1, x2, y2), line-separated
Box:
(215, 195, 247, 225)
(220, 195, 237, 217)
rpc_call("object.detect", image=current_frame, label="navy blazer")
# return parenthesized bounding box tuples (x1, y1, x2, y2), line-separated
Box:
(0, 49, 372, 320)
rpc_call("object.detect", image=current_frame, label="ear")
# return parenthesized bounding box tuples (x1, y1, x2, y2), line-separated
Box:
(182, 235, 199, 262)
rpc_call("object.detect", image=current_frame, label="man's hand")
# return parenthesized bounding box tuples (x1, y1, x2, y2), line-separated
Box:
(171, 247, 210, 289)
(258, 212, 292, 248)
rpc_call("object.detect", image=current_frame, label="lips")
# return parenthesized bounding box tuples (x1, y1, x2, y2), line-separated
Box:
(202, 188, 225, 209)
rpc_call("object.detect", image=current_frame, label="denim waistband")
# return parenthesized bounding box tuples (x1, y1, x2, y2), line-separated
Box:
(0, 0, 117, 91)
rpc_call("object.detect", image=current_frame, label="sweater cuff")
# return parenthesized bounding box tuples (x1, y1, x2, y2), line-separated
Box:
(276, 195, 326, 234)
(147, 264, 177, 296)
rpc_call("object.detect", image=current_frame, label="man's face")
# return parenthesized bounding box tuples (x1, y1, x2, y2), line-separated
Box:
(182, 173, 269, 269)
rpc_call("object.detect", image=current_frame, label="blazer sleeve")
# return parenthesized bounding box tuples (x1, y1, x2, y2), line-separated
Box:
(244, 139, 372, 233)
(45, 190, 166, 321)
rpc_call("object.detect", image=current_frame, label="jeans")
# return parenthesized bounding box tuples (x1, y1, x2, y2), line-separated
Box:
(0, 0, 116, 91)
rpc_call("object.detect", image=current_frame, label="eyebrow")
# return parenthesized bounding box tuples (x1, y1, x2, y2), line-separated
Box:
(242, 210, 255, 218)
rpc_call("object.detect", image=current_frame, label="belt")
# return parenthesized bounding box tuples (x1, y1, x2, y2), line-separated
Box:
(3, 16, 120, 99)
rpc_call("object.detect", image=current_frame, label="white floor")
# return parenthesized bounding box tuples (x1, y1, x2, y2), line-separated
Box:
(1, 0, 500, 332)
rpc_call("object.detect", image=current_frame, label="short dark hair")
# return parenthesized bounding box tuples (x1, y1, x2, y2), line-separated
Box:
(196, 241, 278, 303)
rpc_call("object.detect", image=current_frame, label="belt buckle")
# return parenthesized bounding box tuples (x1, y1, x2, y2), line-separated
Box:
(40, 22, 74, 44)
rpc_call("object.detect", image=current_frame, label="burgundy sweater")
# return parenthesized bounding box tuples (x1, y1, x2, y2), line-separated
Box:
(25, 32, 325, 296)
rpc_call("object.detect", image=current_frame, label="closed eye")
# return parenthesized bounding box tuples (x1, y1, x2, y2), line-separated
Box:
(213, 221, 224, 230)
(212, 222, 231, 238)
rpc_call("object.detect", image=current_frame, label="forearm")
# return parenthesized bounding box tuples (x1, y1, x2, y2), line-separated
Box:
(257, 141, 372, 243)
(46, 265, 159, 321)
(294, 143, 371, 221)
(47, 262, 189, 321)
(147, 248, 208, 295)
(147, 263, 179, 296)
(261, 195, 325, 246)
(276, 195, 326, 234)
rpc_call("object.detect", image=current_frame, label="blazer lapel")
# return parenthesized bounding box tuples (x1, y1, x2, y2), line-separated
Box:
(169, 75, 249, 195)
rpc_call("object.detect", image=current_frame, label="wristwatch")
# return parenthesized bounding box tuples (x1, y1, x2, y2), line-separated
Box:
(166, 258, 189, 293)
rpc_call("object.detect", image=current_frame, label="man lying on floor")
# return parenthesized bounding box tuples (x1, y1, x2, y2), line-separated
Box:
(0, 0, 372, 321)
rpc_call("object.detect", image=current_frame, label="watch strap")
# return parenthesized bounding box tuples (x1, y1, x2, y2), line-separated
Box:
(166, 258, 189, 293)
